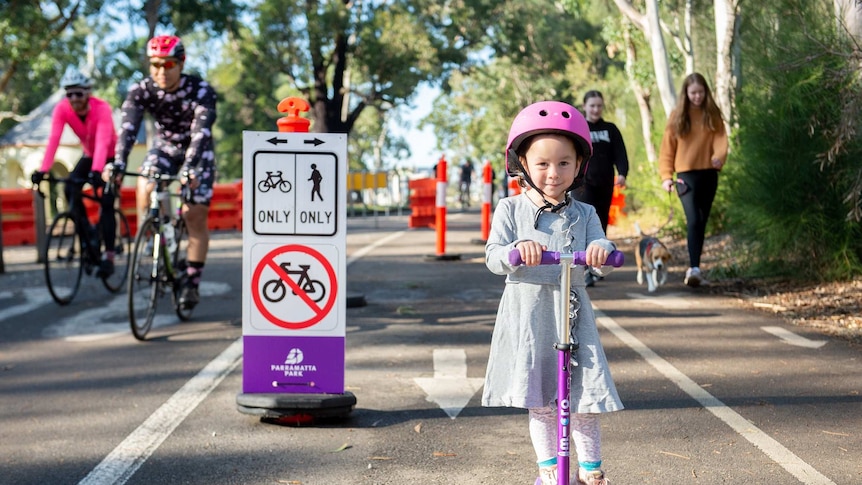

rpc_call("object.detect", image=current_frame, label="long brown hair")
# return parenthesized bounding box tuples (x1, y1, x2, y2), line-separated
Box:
(671, 73, 723, 137)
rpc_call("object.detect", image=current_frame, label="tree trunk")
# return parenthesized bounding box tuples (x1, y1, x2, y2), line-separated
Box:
(835, 0, 862, 40)
(612, 0, 677, 118)
(714, 0, 740, 132)
(624, 26, 657, 164)
(646, 0, 676, 118)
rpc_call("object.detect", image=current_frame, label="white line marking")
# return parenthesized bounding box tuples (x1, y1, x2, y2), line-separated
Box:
(0, 288, 54, 322)
(346, 230, 406, 267)
(78, 339, 243, 485)
(595, 307, 836, 485)
(625, 292, 693, 309)
(761, 326, 827, 349)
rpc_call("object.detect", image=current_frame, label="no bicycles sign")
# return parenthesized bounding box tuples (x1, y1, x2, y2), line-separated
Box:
(248, 243, 341, 332)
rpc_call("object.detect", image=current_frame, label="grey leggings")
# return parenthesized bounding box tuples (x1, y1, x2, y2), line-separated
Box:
(529, 406, 602, 465)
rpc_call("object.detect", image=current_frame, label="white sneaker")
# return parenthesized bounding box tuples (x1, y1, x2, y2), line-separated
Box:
(539, 465, 557, 485)
(578, 469, 610, 485)
(684, 267, 703, 287)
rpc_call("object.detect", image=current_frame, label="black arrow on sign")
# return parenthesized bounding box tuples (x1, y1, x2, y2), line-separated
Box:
(304, 138, 325, 147)
(267, 137, 288, 145)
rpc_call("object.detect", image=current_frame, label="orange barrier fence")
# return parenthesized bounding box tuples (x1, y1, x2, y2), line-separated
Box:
(408, 178, 436, 229)
(0, 189, 38, 246)
(1, 182, 244, 248)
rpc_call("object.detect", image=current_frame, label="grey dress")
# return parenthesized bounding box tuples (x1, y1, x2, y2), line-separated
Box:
(482, 193, 624, 413)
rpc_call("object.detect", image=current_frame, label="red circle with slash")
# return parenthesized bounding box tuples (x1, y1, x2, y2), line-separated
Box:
(251, 244, 337, 329)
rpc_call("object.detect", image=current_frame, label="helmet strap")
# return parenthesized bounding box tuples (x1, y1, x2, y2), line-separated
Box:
(533, 192, 570, 229)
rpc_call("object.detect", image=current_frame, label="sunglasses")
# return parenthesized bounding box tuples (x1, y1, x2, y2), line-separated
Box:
(65, 90, 88, 99)
(150, 59, 179, 70)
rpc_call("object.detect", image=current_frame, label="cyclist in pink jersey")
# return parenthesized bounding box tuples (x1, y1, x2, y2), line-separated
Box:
(31, 67, 119, 277)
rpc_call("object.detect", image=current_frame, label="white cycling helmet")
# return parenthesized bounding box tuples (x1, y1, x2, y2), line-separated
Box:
(60, 66, 91, 89)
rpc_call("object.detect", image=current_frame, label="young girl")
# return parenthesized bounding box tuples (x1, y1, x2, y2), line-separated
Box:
(658, 73, 728, 287)
(483, 101, 622, 485)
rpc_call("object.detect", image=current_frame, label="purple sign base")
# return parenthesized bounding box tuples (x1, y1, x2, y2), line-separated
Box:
(243, 335, 345, 394)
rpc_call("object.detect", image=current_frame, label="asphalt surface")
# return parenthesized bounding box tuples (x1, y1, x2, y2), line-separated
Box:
(0, 209, 860, 485)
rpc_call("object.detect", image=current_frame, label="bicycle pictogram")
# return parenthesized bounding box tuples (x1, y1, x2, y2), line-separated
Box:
(258, 170, 292, 193)
(263, 261, 326, 303)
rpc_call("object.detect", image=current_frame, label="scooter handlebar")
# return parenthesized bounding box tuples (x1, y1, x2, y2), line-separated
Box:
(508, 249, 625, 267)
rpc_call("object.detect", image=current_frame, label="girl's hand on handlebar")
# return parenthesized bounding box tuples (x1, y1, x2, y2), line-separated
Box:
(514, 240, 547, 267)
(585, 244, 610, 268)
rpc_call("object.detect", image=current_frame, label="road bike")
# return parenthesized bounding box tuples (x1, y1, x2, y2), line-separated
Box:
(262, 261, 326, 303)
(35, 175, 132, 305)
(509, 249, 624, 485)
(258, 170, 292, 193)
(126, 171, 192, 340)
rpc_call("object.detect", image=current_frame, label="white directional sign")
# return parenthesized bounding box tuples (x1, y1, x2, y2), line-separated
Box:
(242, 131, 347, 337)
(248, 134, 341, 236)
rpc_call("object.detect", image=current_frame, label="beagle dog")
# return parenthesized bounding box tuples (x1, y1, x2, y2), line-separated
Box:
(634, 222, 672, 292)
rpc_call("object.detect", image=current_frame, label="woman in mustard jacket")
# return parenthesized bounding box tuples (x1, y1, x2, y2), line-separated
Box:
(658, 73, 728, 287)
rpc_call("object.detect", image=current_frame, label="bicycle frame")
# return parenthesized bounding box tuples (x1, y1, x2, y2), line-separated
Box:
(146, 176, 180, 274)
(127, 170, 193, 340)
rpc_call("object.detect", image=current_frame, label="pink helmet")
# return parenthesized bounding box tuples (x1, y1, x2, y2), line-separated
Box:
(147, 35, 185, 60)
(505, 101, 592, 190)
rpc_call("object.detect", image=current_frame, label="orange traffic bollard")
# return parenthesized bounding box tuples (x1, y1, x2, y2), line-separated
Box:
(276, 97, 311, 133)
(435, 155, 447, 256)
(481, 160, 492, 241)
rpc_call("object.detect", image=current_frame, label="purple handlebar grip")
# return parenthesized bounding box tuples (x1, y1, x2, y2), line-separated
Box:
(508, 249, 625, 267)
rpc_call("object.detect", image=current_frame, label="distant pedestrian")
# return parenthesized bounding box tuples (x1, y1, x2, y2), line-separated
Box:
(658, 73, 728, 287)
(574, 90, 629, 233)
(575, 90, 629, 287)
(459, 159, 475, 208)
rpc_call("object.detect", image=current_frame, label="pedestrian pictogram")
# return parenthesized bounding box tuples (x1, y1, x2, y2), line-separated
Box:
(309, 163, 324, 201)
(251, 244, 338, 330)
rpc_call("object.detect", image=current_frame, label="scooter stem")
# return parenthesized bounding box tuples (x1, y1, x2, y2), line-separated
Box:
(556, 254, 574, 484)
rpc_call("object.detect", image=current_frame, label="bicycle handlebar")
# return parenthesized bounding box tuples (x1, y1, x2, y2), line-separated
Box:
(508, 249, 625, 267)
(32, 173, 116, 199)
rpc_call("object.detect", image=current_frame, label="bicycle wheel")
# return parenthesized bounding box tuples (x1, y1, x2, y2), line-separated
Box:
(44, 213, 83, 305)
(170, 218, 194, 321)
(128, 217, 161, 340)
(101, 209, 132, 293)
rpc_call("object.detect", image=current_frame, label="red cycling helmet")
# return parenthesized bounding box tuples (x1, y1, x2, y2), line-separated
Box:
(505, 100, 592, 192)
(147, 35, 186, 60)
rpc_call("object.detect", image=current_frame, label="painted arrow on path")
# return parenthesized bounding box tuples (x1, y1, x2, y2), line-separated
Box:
(414, 349, 484, 419)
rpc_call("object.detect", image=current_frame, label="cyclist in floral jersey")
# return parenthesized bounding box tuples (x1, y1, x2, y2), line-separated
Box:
(111, 34, 217, 309)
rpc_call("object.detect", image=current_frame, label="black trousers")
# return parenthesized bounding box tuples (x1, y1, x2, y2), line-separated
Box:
(574, 183, 614, 234)
(677, 169, 719, 268)
(67, 157, 117, 252)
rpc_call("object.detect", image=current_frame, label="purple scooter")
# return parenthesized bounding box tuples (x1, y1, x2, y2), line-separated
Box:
(509, 249, 625, 485)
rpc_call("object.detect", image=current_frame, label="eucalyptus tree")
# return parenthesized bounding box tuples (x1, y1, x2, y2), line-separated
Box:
(0, 1, 107, 130)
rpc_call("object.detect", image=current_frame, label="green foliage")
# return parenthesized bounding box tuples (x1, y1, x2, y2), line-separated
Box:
(424, 2, 602, 176)
(0, 1, 102, 132)
(726, 0, 862, 280)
